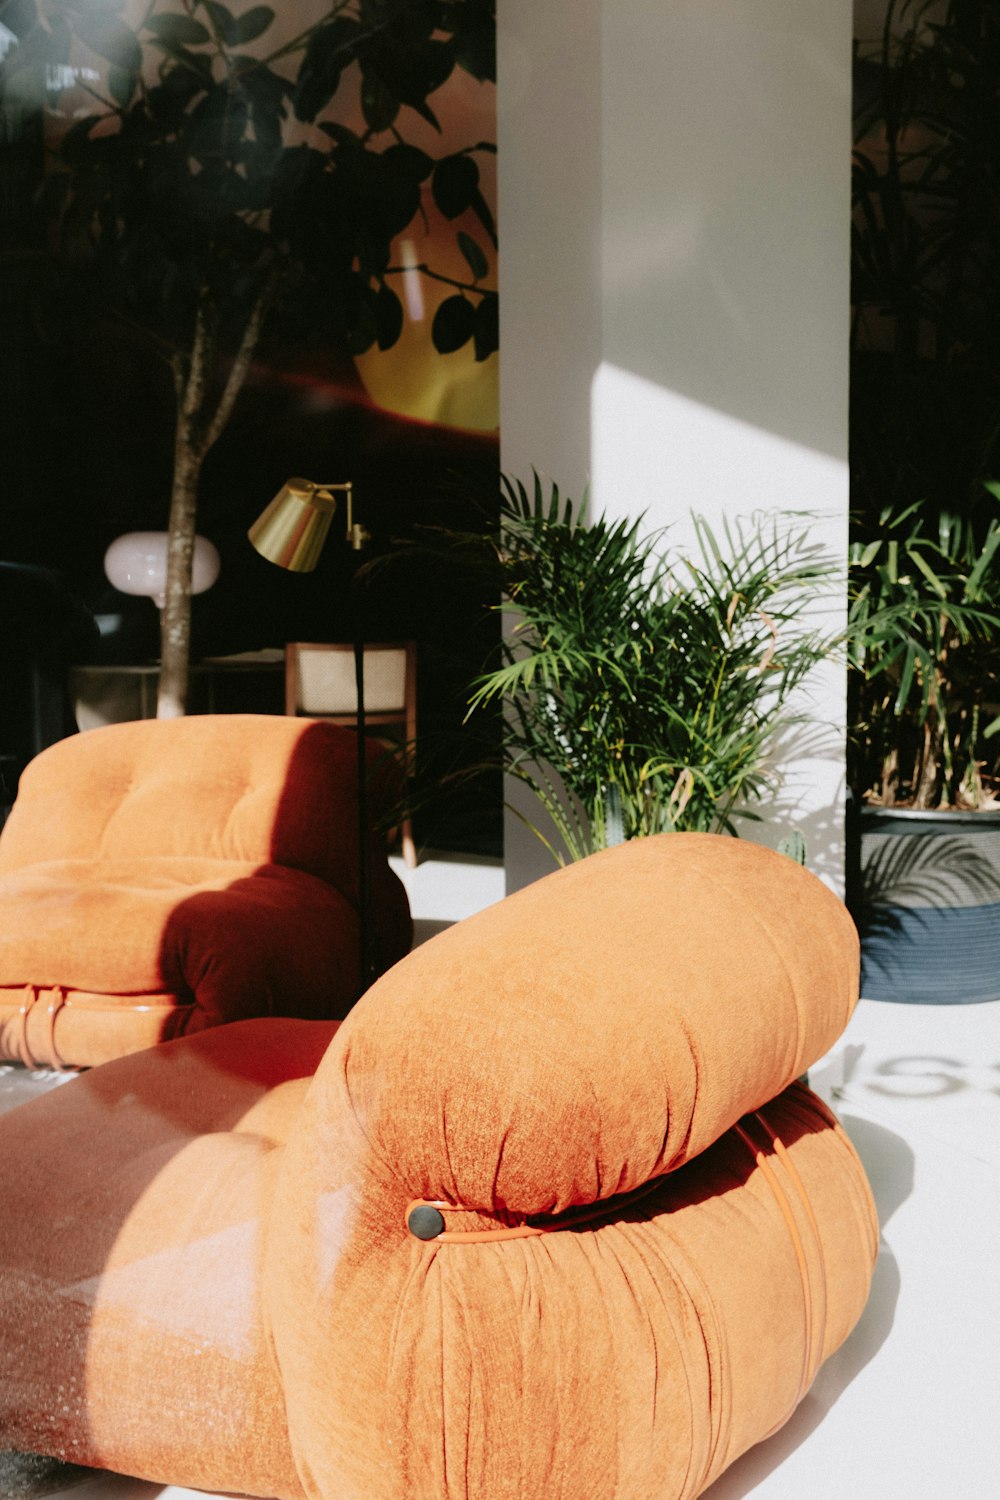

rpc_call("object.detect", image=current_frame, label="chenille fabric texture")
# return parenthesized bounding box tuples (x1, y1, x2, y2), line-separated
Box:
(0, 835, 877, 1499)
(0, 715, 412, 1067)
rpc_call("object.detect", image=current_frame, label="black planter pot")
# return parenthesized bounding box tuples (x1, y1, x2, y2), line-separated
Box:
(852, 805, 1000, 1005)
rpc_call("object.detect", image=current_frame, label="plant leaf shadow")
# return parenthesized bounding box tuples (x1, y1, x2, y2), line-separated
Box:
(702, 1114, 913, 1497)
(854, 832, 1000, 943)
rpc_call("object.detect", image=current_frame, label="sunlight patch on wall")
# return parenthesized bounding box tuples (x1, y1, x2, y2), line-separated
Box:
(591, 363, 847, 528)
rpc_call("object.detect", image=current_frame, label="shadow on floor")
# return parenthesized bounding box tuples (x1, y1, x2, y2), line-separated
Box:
(0, 1452, 95, 1499)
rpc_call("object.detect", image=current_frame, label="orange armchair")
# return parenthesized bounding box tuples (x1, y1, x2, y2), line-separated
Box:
(0, 714, 411, 1069)
(0, 835, 875, 1500)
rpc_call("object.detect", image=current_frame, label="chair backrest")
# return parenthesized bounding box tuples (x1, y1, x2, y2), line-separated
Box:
(0, 714, 379, 895)
(286, 642, 416, 732)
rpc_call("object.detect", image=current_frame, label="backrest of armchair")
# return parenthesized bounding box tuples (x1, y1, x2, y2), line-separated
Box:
(0, 715, 381, 895)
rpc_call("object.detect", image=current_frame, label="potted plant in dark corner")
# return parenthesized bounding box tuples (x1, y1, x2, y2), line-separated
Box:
(846, 494, 1000, 1003)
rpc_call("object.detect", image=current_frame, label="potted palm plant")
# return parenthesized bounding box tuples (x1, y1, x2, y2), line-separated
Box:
(849, 0, 1000, 1002)
(847, 494, 1000, 1002)
(457, 476, 834, 865)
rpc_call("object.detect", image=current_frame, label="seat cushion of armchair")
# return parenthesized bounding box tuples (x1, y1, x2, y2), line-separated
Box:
(0, 858, 362, 1069)
(0, 1018, 337, 1497)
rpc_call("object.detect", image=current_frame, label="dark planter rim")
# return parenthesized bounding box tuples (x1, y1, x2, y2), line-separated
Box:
(860, 804, 1000, 827)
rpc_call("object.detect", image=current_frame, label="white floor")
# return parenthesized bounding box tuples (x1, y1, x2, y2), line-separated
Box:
(3, 853, 998, 1499)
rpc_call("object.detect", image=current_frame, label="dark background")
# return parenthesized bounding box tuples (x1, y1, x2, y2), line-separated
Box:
(1, 89, 502, 854)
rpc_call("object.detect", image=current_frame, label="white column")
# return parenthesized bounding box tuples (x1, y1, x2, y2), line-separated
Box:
(498, 0, 853, 892)
(497, 1, 604, 890)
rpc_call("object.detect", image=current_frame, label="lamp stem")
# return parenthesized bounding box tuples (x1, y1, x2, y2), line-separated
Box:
(354, 632, 373, 993)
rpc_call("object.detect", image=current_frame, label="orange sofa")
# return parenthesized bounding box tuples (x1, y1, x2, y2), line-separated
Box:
(0, 715, 411, 1069)
(0, 835, 876, 1499)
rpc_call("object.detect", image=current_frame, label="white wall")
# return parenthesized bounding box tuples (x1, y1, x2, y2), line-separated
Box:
(498, 0, 853, 892)
(496, 2, 602, 487)
(497, 2, 604, 890)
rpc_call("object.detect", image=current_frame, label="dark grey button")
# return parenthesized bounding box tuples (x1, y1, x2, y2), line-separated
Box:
(408, 1205, 446, 1240)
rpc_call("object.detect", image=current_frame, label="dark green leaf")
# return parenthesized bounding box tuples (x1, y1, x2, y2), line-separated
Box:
(108, 65, 136, 108)
(234, 6, 275, 44)
(346, 281, 379, 355)
(144, 14, 211, 47)
(202, 1, 239, 45)
(73, 15, 142, 73)
(381, 143, 434, 184)
(906, 546, 948, 599)
(894, 644, 917, 716)
(454, 14, 495, 82)
(234, 59, 289, 150)
(376, 284, 404, 349)
(473, 292, 498, 361)
(432, 294, 474, 353)
(457, 230, 488, 280)
(356, 27, 451, 130)
(361, 72, 399, 133)
(293, 18, 360, 122)
(318, 121, 362, 150)
(183, 85, 249, 161)
(432, 153, 478, 218)
(144, 35, 213, 82)
(145, 64, 206, 126)
(471, 186, 496, 244)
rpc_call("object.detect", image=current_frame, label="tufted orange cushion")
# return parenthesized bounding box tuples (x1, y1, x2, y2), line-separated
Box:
(0, 716, 411, 1066)
(0, 836, 876, 1498)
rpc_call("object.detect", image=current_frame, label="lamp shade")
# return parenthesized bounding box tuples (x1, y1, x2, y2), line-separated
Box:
(104, 532, 220, 610)
(248, 479, 338, 572)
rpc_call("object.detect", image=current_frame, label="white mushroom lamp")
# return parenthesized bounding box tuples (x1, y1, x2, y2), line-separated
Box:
(104, 531, 221, 611)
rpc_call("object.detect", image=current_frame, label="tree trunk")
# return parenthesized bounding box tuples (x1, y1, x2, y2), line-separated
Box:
(156, 428, 204, 718)
(154, 282, 274, 718)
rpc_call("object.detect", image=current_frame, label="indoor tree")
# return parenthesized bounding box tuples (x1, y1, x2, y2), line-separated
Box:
(0, 0, 497, 713)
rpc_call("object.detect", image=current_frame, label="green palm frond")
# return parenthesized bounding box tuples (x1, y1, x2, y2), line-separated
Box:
(847, 484, 1000, 808)
(465, 477, 836, 862)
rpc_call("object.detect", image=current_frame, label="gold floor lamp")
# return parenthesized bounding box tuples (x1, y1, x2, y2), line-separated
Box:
(248, 477, 376, 991)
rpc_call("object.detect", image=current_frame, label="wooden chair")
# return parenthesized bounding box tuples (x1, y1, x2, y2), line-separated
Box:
(286, 641, 418, 867)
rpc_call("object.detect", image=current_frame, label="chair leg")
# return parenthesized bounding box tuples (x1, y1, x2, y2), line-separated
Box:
(401, 817, 418, 869)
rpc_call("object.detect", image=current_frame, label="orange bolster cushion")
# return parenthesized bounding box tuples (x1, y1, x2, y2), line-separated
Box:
(312, 833, 861, 1217)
